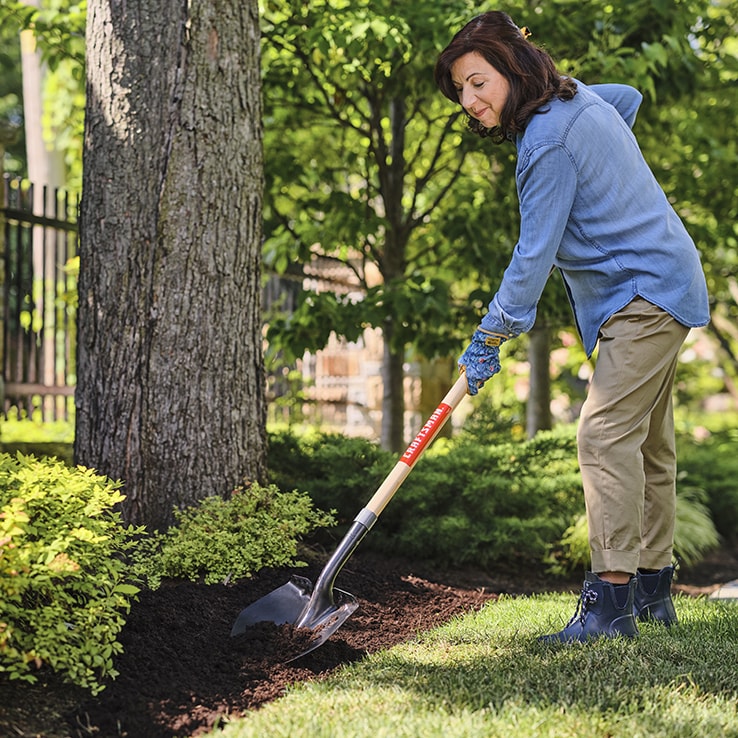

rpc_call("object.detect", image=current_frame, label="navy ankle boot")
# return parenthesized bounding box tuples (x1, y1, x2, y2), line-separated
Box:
(539, 572, 639, 644)
(634, 565, 678, 626)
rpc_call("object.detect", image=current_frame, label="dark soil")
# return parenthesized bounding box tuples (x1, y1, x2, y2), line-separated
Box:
(1, 545, 737, 738)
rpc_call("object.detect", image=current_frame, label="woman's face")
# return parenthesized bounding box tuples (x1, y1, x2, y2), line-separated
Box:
(450, 51, 510, 129)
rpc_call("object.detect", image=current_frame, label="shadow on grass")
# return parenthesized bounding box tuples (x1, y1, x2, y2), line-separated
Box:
(348, 594, 738, 735)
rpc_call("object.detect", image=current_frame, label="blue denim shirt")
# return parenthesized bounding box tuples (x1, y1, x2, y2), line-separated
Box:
(479, 81, 710, 356)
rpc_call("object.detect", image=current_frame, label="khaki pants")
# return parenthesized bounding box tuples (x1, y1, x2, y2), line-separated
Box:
(577, 298, 690, 574)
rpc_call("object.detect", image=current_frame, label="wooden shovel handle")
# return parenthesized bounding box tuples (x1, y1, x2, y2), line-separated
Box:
(364, 372, 469, 518)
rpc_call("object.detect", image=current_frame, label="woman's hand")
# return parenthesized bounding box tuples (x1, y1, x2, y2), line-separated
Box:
(457, 329, 508, 395)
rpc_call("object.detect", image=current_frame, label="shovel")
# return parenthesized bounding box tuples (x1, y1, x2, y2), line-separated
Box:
(231, 372, 470, 659)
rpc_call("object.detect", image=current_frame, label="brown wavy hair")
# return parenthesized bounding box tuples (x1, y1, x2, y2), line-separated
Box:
(434, 11, 577, 143)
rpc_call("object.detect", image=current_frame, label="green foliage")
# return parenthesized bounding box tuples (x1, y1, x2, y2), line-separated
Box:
(0, 19, 24, 174)
(0, 453, 142, 694)
(268, 430, 393, 526)
(0, 0, 86, 185)
(1, 417, 75, 444)
(259, 0, 738, 450)
(548, 0, 723, 97)
(677, 429, 738, 543)
(545, 513, 591, 576)
(265, 292, 368, 364)
(0, 442, 74, 466)
(0, 417, 75, 467)
(129, 483, 337, 588)
(260, 0, 510, 364)
(457, 374, 529, 444)
(261, 0, 737, 360)
(0, 1, 86, 69)
(673, 483, 721, 565)
(267, 368, 313, 428)
(374, 428, 583, 567)
(269, 421, 733, 573)
(268, 426, 582, 567)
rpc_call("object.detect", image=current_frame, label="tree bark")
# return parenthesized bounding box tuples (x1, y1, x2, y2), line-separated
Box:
(76, 0, 266, 529)
(380, 318, 405, 452)
(526, 322, 553, 438)
(377, 96, 408, 452)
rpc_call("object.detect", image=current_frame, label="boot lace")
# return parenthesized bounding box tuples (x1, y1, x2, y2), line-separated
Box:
(566, 586, 598, 627)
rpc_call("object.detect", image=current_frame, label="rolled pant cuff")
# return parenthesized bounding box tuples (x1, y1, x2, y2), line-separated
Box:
(638, 549, 674, 571)
(590, 549, 640, 575)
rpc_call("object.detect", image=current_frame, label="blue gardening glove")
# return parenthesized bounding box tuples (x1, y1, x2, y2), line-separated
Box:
(458, 328, 509, 396)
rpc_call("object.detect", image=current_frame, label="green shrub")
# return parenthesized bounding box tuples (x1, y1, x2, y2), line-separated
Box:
(369, 426, 583, 567)
(1, 418, 75, 444)
(268, 430, 392, 527)
(0, 442, 74, 466)
(677, 429, 738, 543)
(672, 481, 721, 565)
(1, 418, 75, 465)
(545, 512, 590, 576)
(129, 482, 337, 588)
(269, 426, 583, 568)
(0, 453, 142, 694)
(269, 424, 728, 575)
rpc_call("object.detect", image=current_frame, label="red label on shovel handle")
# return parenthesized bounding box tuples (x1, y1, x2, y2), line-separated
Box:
(401, 403, 452, 467)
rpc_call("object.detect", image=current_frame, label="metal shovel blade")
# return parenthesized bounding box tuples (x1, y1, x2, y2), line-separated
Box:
(230, 574, 359, 660)
(230, 375, 470, 660)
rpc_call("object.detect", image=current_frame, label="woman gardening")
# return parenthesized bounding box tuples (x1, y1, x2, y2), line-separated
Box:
(434, 11, 710, 642)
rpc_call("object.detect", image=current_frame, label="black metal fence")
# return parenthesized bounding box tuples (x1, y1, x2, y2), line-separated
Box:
(1, 175, 78, 421)
(0, 175, 370, 432)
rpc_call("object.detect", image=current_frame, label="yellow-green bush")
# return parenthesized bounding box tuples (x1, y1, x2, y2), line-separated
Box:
(0, 453, 142, 694)
(129, 482, 337, 588)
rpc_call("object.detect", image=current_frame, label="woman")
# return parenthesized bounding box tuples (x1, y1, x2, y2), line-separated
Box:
(435, 11, 710, 642)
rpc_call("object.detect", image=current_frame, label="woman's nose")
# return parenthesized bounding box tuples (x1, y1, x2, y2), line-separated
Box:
(459, 87, 476, 109)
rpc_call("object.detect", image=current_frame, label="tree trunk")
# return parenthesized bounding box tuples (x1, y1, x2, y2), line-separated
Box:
(76, 0, 266, 529)
(19, 0, 66, 192)
(380, 318, 405, 452)
(526, 322, 553, 438)
(20, 4, 67, 418)
(374, 95, 410, 452)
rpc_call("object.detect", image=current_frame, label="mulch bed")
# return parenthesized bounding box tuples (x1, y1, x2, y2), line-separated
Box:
(1, 545, 736, 738)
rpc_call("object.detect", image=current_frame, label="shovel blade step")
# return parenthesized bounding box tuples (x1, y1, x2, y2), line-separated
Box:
(230, 574, 359, 660)
(285, 593, 359, 662)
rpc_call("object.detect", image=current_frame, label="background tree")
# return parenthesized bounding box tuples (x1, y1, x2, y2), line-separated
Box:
(76, 0, 267, 528)
(0, 0, 86, 186)
(261, 0, 738, 446)
(556, 0, 738, 405)
(261, 0, 519, 450)
(522, 0, 738, 430)
(2, 0, 736, 459)
(641, 2, 738, 402)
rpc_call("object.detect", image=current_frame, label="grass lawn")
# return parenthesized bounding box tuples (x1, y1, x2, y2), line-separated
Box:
(215, 592, 738, 738)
